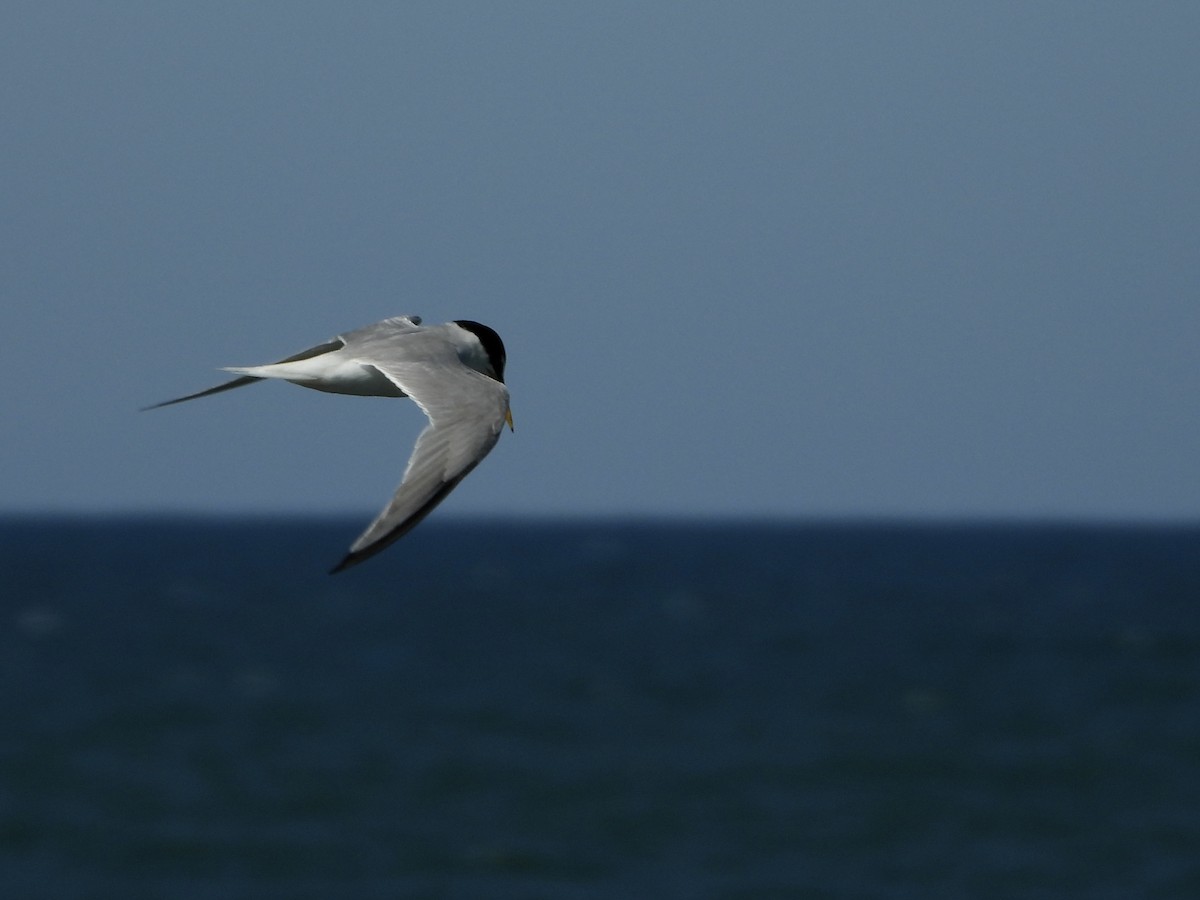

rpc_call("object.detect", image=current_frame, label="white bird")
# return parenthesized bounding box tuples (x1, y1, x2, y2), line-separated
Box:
(145, 316, 513, 573)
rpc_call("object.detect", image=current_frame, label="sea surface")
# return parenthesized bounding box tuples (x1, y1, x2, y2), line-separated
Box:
(1, 517, 1198, 899)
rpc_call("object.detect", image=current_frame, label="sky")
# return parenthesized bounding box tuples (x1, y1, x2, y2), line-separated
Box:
(3, 2, 1198, 521)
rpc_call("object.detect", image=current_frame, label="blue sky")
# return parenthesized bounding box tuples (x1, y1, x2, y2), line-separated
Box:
(3, 2, 1198, 520)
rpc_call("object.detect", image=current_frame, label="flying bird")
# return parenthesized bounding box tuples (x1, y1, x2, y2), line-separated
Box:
(145, 316, 512, 573)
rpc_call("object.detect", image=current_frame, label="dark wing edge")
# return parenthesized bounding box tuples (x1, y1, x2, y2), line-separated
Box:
(328, 468, 475, 574)
(140, 375, 263, 410)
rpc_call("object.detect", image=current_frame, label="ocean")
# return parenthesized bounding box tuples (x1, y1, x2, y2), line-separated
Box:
(1, 518, 1198, 898)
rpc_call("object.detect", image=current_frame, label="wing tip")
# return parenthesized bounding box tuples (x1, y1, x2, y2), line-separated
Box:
(140, 375, 264, 411)
(328, 554, 357, 575)
(328, 476, 468, 574)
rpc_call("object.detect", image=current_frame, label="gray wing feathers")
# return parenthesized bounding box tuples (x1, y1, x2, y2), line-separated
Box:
(330, 355, 509, 573)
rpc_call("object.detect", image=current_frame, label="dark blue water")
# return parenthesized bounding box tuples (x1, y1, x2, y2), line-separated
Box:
(2, 518, 1198, 898)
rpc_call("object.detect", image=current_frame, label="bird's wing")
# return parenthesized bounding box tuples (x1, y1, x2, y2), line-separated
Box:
(330, 348, 510, 573)
(140, 374, 265, 410)
(142, 338, 346, 410)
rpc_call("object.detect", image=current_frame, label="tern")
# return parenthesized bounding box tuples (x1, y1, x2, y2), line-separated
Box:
(145, 315, 512, 573)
